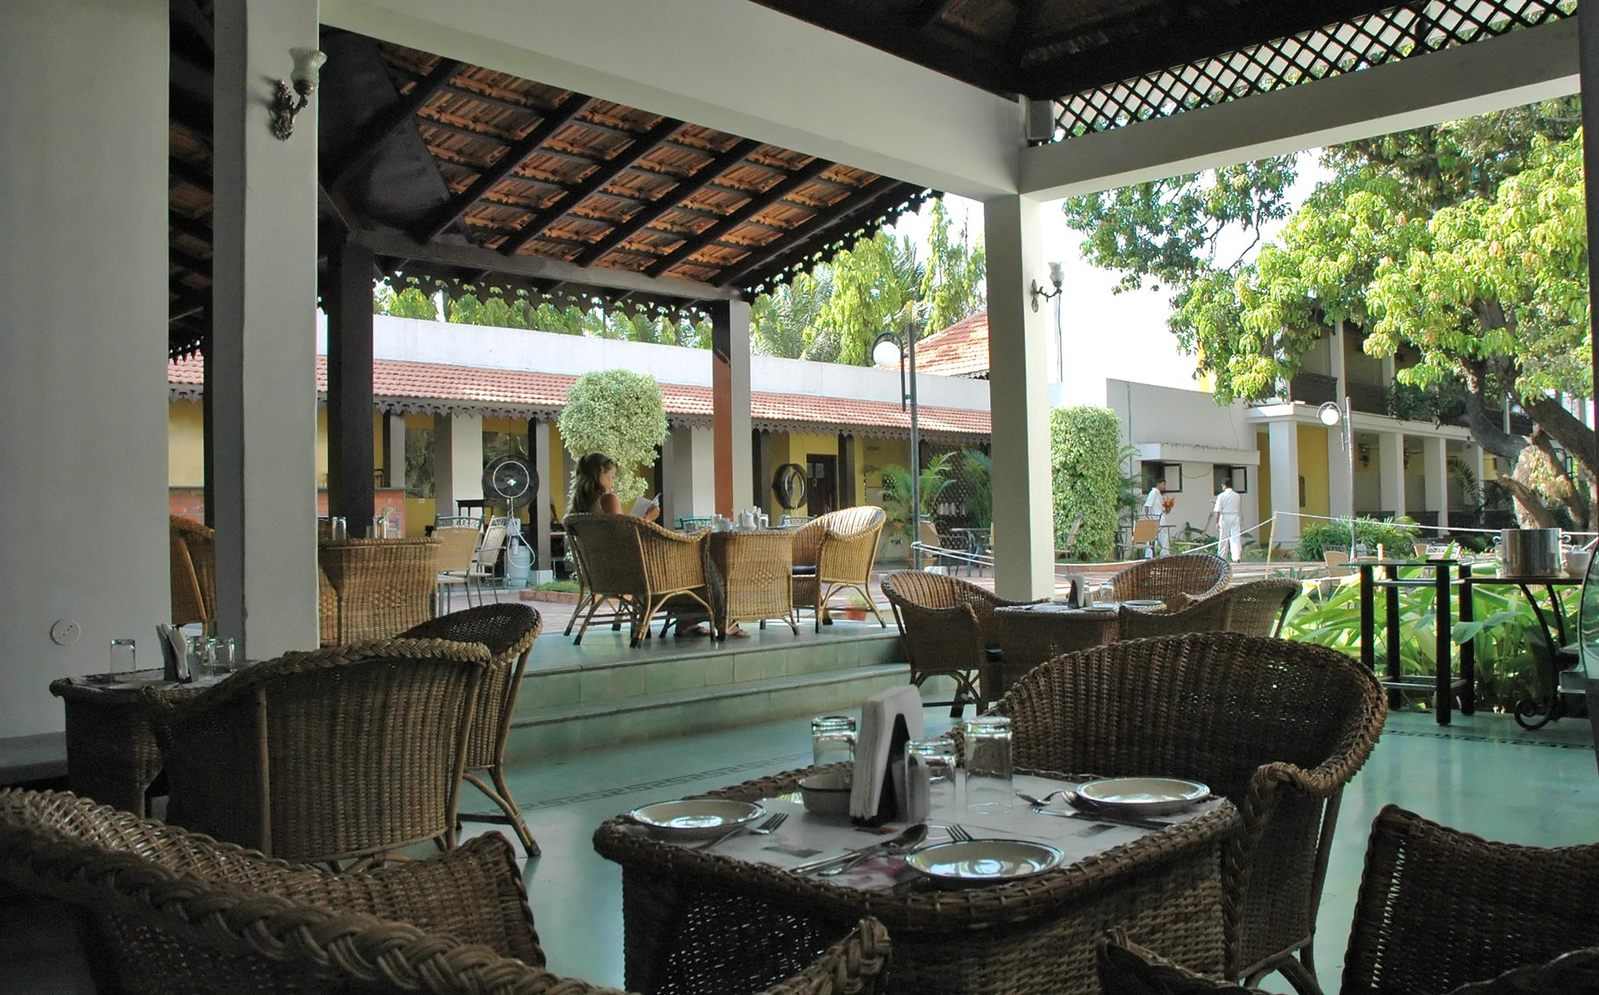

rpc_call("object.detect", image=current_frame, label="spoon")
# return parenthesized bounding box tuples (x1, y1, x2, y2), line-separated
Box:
(818, 823, 929, 876)
(1015, 788, 1069, 808)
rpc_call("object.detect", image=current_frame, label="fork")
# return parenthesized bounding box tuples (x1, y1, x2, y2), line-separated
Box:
(692, 812, 788, 851)
(945, 823, 973, 843)
(1015, 789, 1069, 809)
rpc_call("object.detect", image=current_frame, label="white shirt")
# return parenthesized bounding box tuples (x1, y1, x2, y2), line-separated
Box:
(1144, 488, 1164, 517)
(1213, 487, 1241, 517)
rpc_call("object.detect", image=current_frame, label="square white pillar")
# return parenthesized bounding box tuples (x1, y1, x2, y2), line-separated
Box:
(984, 194, 1053, 599)
(386, 414, 407, 489)
(1327, 425, 1354, 519)
(711, 301, 753, 514)
(0, 0, 170, 736)
(433, 412, 483, 518)
(1267, 421, 1302, 543)
(1329, 320, 1349, 400)
(662, 425, 716, 524)
(1423, 436, 1449, 530)
(210, 0, 322, 659)
(1379, 432, 1406, 518)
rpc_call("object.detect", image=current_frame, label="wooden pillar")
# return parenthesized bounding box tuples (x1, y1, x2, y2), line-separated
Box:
(326, 240, 375, 536)
(202, 326, 216, 527)
(710, 299, 752, 515)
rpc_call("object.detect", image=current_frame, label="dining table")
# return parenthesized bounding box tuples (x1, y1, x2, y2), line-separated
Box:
(991, 602, 1120, 703)
(593, 767, 1240, 995)
(1356, 557, 1467, 724)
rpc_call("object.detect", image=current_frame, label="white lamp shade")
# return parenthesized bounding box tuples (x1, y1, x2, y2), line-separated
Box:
(1317, 402, 1342, 427)
(872, 338, 902, 367)
(290, 48, 327, 86)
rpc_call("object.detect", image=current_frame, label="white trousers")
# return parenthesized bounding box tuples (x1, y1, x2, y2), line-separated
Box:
(1217, 514, 1242, 561)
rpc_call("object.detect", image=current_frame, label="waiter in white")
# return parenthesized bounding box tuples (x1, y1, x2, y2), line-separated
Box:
(1210, 477, 1243, 561)
(1143, 477, 1170, 555)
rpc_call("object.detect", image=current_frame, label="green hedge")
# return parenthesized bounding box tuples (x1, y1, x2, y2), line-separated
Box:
(1050, 407, 1122, 560)
(1296, 518, 1418, 561)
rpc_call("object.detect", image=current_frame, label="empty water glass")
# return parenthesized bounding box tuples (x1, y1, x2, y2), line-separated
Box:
(962, 716, 1014, 815)
(108, 638, 136, 678)
(811, 714, 857, 767)
(905, 738, 958, 822)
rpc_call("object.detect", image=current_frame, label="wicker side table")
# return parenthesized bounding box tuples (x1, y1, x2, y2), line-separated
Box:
(709, 530, 798, 639)
(992, 604, 1119, 702)
(48, 674, 205, 815)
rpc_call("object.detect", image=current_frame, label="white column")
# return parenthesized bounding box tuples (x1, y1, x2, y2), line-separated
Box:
(0, 0, 169, 737)
(1379, 431, 1406, 518)
(386, 414, 407, 489)
(210, 0, 322, 660)
(432, 412, 483, 518)
(1423, 435, 1449, 530)
(1471, 444, 1487, 516)
(532, 419, 553, 570)
(984, 194, 1054, 599)
(1327, 425, 1353, 519)
(1329, 319, 1349, 401)
(1267, 420, 1302, 543)
(711, 300, 753, 514)
(662, 425, 717, 524)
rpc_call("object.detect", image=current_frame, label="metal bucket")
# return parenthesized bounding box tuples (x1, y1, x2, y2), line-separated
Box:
(1500, 528, 1563, 577)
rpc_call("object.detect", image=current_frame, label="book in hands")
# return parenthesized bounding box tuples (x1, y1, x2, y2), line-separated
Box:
(630, 493, 660, 518)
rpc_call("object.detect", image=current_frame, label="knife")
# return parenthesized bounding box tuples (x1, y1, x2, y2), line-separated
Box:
(1031, 808, 1172, 831)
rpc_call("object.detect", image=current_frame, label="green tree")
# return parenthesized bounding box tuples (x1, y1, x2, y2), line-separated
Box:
(877, 452, 957, 534)
(556, 369, 669, 507)
(818, 232, 926, 365)
(1050, 407, 1123, 560)
(373, 281, 439, 320)
(918, 198, 987, 334)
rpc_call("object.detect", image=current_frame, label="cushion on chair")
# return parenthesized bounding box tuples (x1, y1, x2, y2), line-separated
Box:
(792, 565, 817, 577)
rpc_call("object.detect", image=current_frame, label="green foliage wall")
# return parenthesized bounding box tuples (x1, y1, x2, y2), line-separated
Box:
(556, 370, 669, 506)
(1296, 518, 1418, 561)
(1050, 407, 1123, 560)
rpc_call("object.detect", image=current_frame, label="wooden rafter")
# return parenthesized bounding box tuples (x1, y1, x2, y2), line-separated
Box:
(169, 209, 213, 245)
(718, 180, 920, 289)
(645, 158, 831, 276)
(572, 137, 762, 266)
(416, 94, 596, 242)
(170, 156, 211, 193)
(497, 116, 686, 256)
(328, 58, 464, 189)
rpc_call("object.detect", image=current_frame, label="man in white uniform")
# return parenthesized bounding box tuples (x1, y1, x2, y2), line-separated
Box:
(1211, 478, 1242, 561)
(1143, 478, 1169, 555)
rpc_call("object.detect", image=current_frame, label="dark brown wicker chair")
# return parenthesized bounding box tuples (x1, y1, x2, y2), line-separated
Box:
(144, 638, 489, 865)
(1096, 805, 1599, 995)
(965, 632, 1386, 992)
(1106, 553, 1232, 608)
(401, 604, 543, 856)
(169, 515, 215, 626)
(0, 789, 892, 995)
(563, 513, 713, 647)
(1117, 579, 1301, 640)
(880, 570, 1042, 714)
(792, 506, 888, 631)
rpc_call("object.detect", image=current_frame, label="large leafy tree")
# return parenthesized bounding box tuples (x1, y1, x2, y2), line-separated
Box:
(1064, 98, 1592, 527)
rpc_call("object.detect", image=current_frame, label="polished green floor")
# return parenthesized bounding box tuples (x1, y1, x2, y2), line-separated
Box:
(6, 707, 1597, 993)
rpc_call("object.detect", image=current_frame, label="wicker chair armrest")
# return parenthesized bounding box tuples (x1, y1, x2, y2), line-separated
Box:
(791, 519, 826, 568)
(817, 527, 881, 580)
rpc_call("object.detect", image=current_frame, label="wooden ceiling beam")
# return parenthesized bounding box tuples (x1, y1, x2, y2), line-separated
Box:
(169, 209, 213, 245)
(327, 58, 464, 189)
(717, 180, 921, 289)
(416, 94, 596, 243)
(169, 91, 212, 142)
(169, 156, 212, 193)
(645, 158, 831, 276)
(572, 137, 761, 266)
(498, 116, 685, 257)
(170, 245, 212, 275)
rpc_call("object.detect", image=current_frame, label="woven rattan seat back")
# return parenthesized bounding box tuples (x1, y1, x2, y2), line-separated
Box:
(317, 538, 440, 644)
(170, 516, 217, 625)
(1221, 580, 1301, 637)
(1107, 553, 1231, 606)
(145, 638, 489, 864)
(563, 514, 711, 646)
(979, 632, 1385, 984)
(0, 789, 890, 995)
(564, 513, 648, 593)
(434, 524, 481, 573)
(881, 570, 1039, 712)
(1118, 594, 1233, 640)
(169, 517, 206, 627)
(793, 506, 887, 631)
(1342, 806, 1599, 995)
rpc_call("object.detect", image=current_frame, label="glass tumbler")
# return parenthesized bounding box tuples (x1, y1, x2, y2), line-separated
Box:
(962, 716, 1014, 815)
(905, 738, 958, 822)
(811, 714, 857, 768)
(108, 639, 136, 678)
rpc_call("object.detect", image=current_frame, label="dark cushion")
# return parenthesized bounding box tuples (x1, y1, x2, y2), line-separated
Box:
(792, 565, 817, 577)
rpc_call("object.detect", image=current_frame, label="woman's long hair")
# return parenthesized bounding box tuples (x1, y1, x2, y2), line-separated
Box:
(570, 452, 617, 515)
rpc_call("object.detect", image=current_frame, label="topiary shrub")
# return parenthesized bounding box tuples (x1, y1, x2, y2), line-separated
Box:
(557, 369, 669, 506)
(1050, 407, 1122, 561)
(1296, 517, 1419, 560)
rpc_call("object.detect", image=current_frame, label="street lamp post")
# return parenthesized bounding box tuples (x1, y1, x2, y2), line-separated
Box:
(873, 326, 921, 569)
(1318, 398, 1357, 556)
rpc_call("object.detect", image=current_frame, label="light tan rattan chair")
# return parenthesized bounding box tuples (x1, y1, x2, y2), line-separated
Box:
(965, 632, 1386, 993)
(880, 570, 1041, 714)
(710, 529, 799, 638)
(562, 522, 626, 637)
(144, 638, 489, 865)
(317, 537, 440, 644)
(792, 506, 887, 631)
(402, 604, 543, 856)
(1106, 551, 1232, 607)
(1117, 581, 1300, 640)
(169, 515, 216, 626)
(563, 513, 713, 647)
(433, 523, 482, 612)
(1097, 805, 1599, 995)
(0, 789, 893, 995)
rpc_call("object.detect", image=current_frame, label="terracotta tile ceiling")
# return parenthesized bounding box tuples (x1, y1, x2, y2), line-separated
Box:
(168, 356, 990, 441)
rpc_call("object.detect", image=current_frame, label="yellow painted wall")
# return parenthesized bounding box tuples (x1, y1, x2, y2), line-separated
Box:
(169, 402, 205, 486)
(861, 437, 911, 502)
(1256, 432, 1272, 522)
(1297, 424, 1330, 517)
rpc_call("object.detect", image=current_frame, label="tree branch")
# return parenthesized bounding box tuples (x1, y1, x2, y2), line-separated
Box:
(1495, 474, 1562, 529)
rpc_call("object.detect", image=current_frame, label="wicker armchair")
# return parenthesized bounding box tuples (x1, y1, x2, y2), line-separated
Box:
(1097, 804, 1599, 995)
(1120, 580, 1302, 640)
(792, 506, 887, 631)
(144, 638, 489, 865)
(169, 515, 216, 626)
(317, 537, 440, 644)
(1106, 552, 1232, 608)
(401, 604, 542, 856)
(563, 523, 625, 637)
(563, 513, 713, 647)
(966, 632, 1386, 992)
(0, 789, 892, 995)
(433, 523, 482, 612)
(881, 570, 1041, 714)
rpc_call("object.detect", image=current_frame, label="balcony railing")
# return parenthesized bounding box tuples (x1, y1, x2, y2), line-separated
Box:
(1288, 372, 1338, 405)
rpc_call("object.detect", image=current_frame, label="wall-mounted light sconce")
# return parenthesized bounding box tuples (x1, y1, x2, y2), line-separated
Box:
(1357, 443, 1371, 468)
(1029, 261, 1064, 312)
(270, 47, 327, 140)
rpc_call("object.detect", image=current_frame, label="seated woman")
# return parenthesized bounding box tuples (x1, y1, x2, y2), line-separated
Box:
(570, 452, 661, 522)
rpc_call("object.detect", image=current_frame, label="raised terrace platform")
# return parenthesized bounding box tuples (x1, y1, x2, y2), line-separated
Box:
(505, 619, 910, 762)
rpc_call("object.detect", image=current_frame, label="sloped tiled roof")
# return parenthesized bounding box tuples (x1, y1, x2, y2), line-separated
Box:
(169, 356, 989, 442)
(901, 311, 990, 379)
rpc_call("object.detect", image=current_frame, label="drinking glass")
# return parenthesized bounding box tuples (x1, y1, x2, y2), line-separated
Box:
(811, 714, 857, 767)
(905, 738, 958, 822)
(962, 716, 1014, 814)
(194, 637, 221, 678)
(108, 638, 136, 678)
